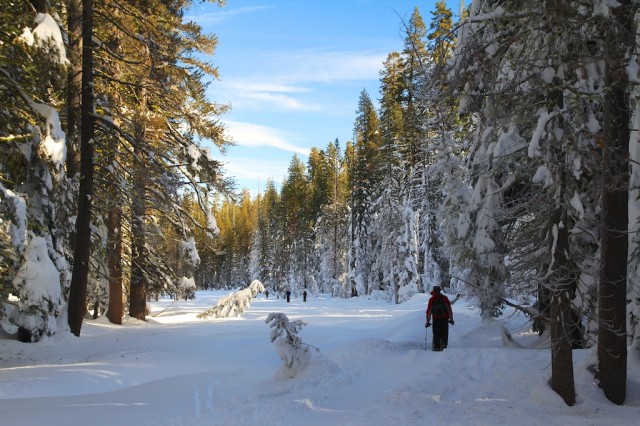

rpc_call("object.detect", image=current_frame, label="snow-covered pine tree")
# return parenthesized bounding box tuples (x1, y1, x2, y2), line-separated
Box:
(251, 181, 278, 291)
(530, 3, 607, 405)
(369, 185, 402, 301)
(348, 90, 382, 297)
(1, 7, 71, 341)
(369, 186, 420, 303)
(248, 219, 263, 282)
(265, 312, 315, 378)
(451, 0, 612, 405)
(313, 141, 350, 295)
(267, 185, 289, 297)
(281, 155, 313, 296)
(448, 1, 528, 319)
(315, 209, 349, 295)
(413, 0, 459, 294)
(372, 51, 409, 301)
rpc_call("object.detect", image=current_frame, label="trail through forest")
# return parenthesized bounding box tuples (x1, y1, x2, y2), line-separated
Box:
(1, 291, 638, 425)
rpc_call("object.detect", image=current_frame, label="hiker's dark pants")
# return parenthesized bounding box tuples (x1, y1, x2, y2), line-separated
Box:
(432, 319, 449, 350)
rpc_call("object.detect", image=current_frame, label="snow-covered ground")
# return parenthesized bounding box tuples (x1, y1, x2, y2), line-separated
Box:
(0, 290, 638, 425)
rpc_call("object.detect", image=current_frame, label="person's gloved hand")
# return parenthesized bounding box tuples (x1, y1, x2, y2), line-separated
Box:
(425, 322, 431, 328)
(448, 319, 455, 325)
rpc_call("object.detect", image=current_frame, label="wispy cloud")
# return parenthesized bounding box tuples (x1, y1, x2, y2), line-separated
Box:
(186, 5, 275, 26)
(224, 120, 310, 156)
(233, 83, 310, 94)
(218, 81, 321, 112)
(271, 49, 387, 84)
(213, 49, 387, 112)
(223, 157, 289, 182)
(229, 49, 387, 86)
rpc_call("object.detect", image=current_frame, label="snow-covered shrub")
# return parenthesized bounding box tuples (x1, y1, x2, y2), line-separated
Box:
(177, 276, 196, 300)
(9, 236, 63, 341)
(266, 312, 317, 378)
(368, 289, 391, 301)
(197, 280, 265, 319)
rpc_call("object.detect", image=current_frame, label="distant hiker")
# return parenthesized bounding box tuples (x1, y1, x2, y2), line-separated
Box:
(303, 290, 307, 302)
(425, 286, 454, 351)
(265, 290, 269, 298)
(286, 290, 291, 303)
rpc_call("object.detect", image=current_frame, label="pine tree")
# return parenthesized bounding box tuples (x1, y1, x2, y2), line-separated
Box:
(415, 0, 457, 293)
(0, 2, 72, 341)
(1, 1, 230, 335)
(314, 140, 349, 295)
(427, 0, 455, 65)
(281, 155, 312, 294)
(379, 52, 404, 179)
(261, 180, 280, 291)
(91, 0, 229, 320)
(449, 0, 621, 405)
(349, 90, 381, 296)
(400, 7, 429, 169)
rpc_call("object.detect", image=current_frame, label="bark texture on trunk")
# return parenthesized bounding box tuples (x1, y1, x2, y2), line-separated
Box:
(598, 1, 631, 404)
(67, 0, 94, 336)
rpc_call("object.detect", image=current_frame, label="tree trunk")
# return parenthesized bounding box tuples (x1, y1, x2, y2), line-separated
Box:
(67, 0, 94, 336)
(534, 283, 550, 335)
(129, 83, 148, 320)
(106, 202, 123, 324)
(65, 0, 82, 178)
(129, 146, 147, 319)
(546, 48, 576, 402)
(104, 28, 124, 325)
(598, 0, 632, 406)
(549, 204, 576, 406)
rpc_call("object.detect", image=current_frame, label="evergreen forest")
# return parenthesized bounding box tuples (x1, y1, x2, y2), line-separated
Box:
(1, 0, 639, 406)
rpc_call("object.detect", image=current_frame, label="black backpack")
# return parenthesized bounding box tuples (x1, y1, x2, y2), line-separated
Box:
(431, 297, 447, 319)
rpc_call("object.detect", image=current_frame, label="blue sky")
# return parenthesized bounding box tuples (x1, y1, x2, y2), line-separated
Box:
(187, 0, 460, 196)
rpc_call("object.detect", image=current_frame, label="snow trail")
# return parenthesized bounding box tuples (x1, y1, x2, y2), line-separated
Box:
(0, 291, 637, 425)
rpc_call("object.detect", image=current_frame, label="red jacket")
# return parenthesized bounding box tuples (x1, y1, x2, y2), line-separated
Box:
(426, 294, 452, 321)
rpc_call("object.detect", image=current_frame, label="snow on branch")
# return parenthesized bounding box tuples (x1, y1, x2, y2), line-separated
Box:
(19, 13, 69, 65)
(265, 312, 318, 378)
(197, 280, 264, 319)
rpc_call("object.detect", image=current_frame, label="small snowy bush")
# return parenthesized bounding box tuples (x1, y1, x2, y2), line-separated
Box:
(266, 312, 317, 378)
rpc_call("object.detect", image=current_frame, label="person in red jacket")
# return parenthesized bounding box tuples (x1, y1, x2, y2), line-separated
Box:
(425, 286, 454, 351)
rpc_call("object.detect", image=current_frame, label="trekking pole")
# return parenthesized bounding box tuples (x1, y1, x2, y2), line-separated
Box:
(424, 326, 428, 351)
